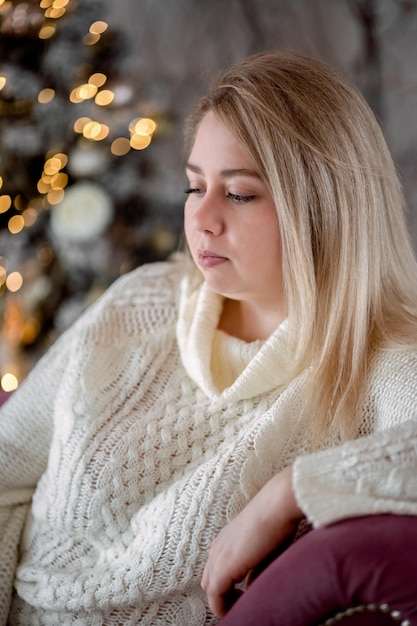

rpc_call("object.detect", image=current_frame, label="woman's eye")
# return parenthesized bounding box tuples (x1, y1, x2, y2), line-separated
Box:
(226, 192, 254, 204)
(184, 189, 255, 203)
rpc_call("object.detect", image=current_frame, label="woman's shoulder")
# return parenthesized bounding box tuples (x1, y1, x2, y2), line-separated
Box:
(367, 347, 417, 427)
(105, 252, 188, 302)
(372, 346, 417, 380)
(94, 253, 187, 311)
(76, 254, 190, 341)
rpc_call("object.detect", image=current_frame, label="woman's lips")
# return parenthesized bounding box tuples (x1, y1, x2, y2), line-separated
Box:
(197, 249, 229, 268)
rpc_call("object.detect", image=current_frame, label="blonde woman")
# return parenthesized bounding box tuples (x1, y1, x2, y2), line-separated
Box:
(1, 51, 417, 625)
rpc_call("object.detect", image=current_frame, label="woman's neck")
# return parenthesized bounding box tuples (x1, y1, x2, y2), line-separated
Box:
(218, 298, 287, 342)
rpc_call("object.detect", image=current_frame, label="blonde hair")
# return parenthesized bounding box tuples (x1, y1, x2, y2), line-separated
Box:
(185, 50, 417, 442)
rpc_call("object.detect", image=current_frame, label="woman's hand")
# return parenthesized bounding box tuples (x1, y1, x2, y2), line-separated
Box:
(201, 465, 304, 618)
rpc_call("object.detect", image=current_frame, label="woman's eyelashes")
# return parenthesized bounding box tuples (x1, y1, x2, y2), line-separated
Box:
(226, 192, 254, 204)
(184, 188, 255, 203)
(184, 187, 202, 196)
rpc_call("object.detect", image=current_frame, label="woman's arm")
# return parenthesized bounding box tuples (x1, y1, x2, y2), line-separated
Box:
(201, 465, 304, 618)
(202, 418, 417, 619)
(0, 326, 76, 626)
(293, 417, 417, 527)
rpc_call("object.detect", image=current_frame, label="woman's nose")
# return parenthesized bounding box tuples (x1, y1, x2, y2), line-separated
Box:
(192, 194, 224, 235)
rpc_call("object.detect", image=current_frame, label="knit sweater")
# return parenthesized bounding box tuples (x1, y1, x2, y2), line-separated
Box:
(1, 255, 417, 625)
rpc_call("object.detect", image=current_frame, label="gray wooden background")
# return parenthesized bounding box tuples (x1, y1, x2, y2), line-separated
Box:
(106, 0, 417, 246)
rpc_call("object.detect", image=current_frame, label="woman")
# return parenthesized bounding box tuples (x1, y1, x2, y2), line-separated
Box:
(1, 51, 417, 625)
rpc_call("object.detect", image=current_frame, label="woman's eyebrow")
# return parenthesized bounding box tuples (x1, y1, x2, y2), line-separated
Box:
(185, 162, 260, 179)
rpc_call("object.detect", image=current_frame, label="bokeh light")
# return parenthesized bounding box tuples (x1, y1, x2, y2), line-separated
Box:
(22, 208, 38, 227)
(88, 73, 107, 87)
(39, 25, 56, 39)
(38, 88, 55, 103)
(95, 89, 115, 106)
(128, 117, 157, 151)
(0, 195, 12, 214)
(89, 20, 108, 34)
(111, 137, 131, 156)
(6, 271, 23, 292)
(130, 134, 152, 150)
(1, 373, 19, 392)
(8, 215, 25, 234)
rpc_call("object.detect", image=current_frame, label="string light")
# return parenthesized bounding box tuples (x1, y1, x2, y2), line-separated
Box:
(69, 88, 83, 104)
(0, 0, 11, 12)
(0, 263, 6, 286)
(13, 195, 24, 211)
(78, 83, 98, 99)
(0, 195, 12, 214)
(88, 73, 107, 87)
(6, 271, 23, 293)
(22, 207, 38, 227)
(73, 118, 109, 141)
(36, 152, 69, 205)
(37, 179, 50, 194)
(53, 0, 70, 9)
(70, 83, 97, 102)
(48, 152, 68, 168)
(129, 117, 157, 151)
(39, 25, 56, 39)
(83, 121, 109, 141)
(89, 20, 108, 34)
(44, 157, 63, 175)
(111, 137, 131, 156)
(38, 88, 55, 103)
(83, 20, 108, 45)
(47, 189, 65, 205)
(83, 32, 100, 45)
(8, 215, 25, 235)
(130, 134, 152, 150)
(95, 89, 115, 106)
(132, 118, 157, 135)
(0, 4, 169, 388)
(74, 117, 91, 133)
(40, 0, 68, 18)
(45, 7, 66, 19)
(70, 74, 110, 105)
(1, 373, 19, 392)
(50, 172, 68, 189)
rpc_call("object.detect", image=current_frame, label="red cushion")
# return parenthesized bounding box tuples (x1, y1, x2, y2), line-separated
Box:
(219, 514, 417, 625)
(0, 390, 12, 407)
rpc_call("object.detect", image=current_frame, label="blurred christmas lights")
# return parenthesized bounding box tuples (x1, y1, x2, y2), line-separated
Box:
(6, 272, 23, 293)
(1, 373, 19, 392)
(0, 0, 177, 390)
(38, 88, 55, 103)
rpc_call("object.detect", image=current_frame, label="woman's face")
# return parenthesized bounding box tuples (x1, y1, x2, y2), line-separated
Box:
(184, 112, 284, 315)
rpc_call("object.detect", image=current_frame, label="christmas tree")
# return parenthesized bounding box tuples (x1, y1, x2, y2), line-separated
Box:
(0, 0, 182, 392)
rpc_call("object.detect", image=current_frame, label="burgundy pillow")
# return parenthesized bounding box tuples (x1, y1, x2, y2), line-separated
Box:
(219, 514, 417, 625)
(0, 390, 12, 407)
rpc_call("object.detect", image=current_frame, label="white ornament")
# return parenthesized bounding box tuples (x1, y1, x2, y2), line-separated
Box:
(112, 83, 134, 106)
(68, 145, 108, 178)
(50, 181, 114, 242)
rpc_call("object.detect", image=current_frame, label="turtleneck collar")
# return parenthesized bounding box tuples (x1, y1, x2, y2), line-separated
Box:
(176, 273, 293, 402)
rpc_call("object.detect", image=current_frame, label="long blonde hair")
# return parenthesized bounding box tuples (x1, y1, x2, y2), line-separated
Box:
(185, 50, 417, 441)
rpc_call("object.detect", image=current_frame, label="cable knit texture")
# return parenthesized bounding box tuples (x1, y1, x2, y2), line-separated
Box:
(1, 254, 417, 625)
